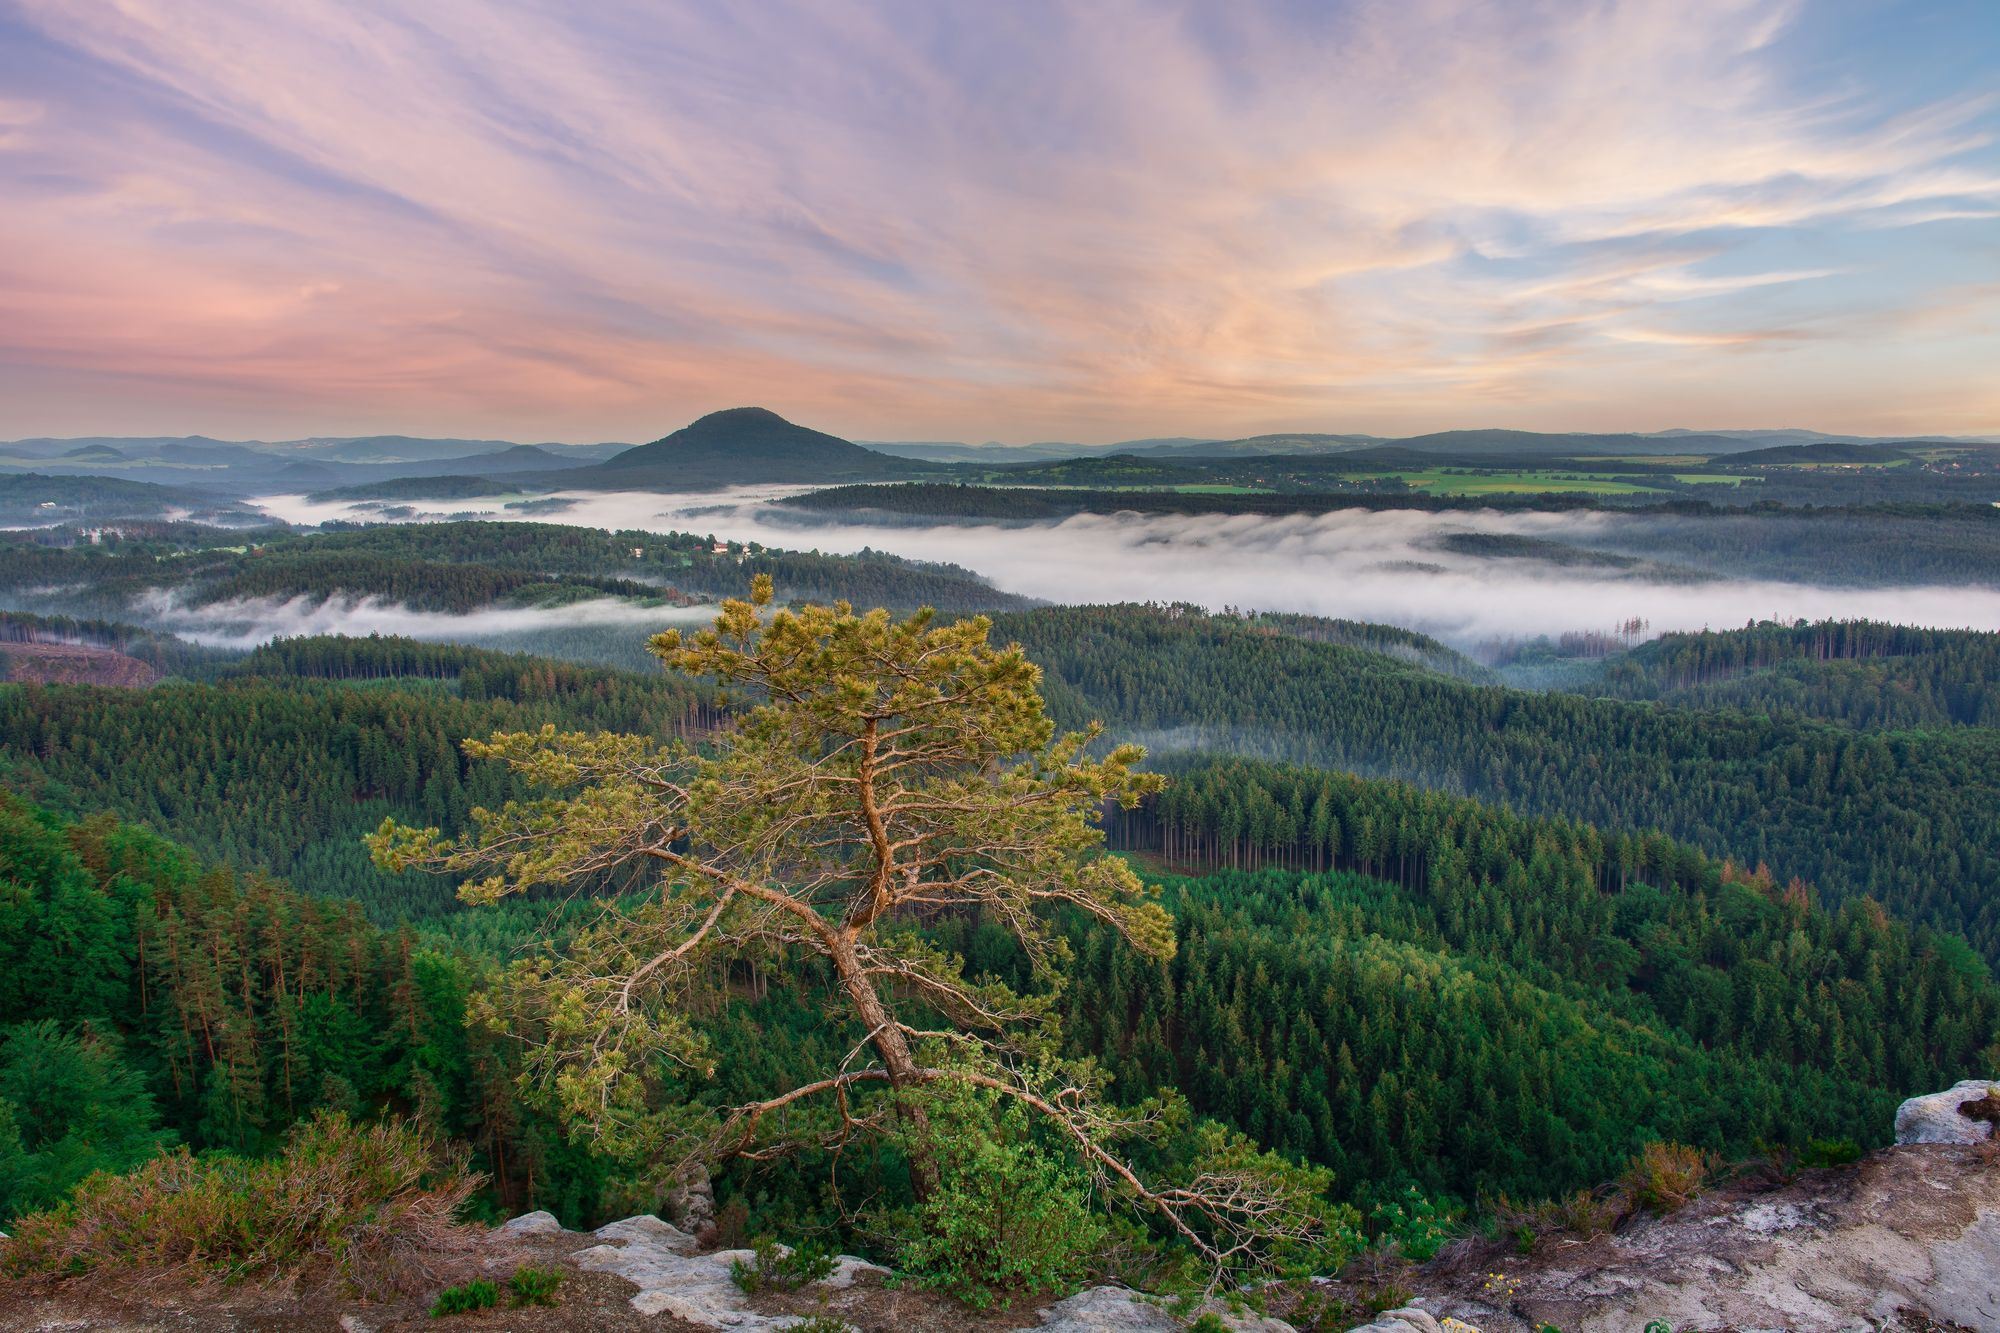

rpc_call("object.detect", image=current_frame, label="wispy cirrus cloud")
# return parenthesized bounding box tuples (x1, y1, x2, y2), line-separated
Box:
(0, 0, 1995, 441)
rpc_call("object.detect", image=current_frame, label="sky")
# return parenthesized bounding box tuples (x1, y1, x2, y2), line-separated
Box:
(1, 0, 1997, 445)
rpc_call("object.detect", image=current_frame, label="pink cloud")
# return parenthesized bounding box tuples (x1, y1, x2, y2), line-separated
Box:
(0, 0, 1995, 440)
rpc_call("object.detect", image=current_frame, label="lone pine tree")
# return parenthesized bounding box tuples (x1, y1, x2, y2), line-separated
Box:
(372, 578, 1336, 1281)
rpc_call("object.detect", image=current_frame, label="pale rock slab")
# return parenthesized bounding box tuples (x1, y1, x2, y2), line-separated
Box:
(1347, 1310, 1445, 1333)
(569, 1219, 886, 1330)
(1894, 1078, 2000, 1145)
(1026, 1286, 1295, 1332)
(1421, 1145, 2000, 1333)
(492, 1209, 565, 1238)
(593, 1212, 701, 1253)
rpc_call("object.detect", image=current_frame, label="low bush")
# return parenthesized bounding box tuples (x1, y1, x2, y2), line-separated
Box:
(430, 1278, 499, 1317)
(1491, 1182, 1624, 1252)
(1798, 1137, 1863, 1169)
(1367, 1185, 1459, 1261)
(1492, 1140, 1720, 1251)
(890, 1085, 1109, 1309)
(0, 1112, 480, 1294)
(1280, 1278, 1415, 1332)
(1621, 1141, 1717, 1215)
(730, 1235, 838, 1295)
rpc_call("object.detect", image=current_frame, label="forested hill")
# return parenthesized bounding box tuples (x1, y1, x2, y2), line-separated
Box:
(0, 640, 729, 921)
(3, 736, 1995, 1228)
(1068, 754, 2000, 1198)
(0, 522, 1032, 651)
(0, 472, 261, 524)
(3, 600, 1996, 962)
(1584, 619, 2000, 727)
(995, 604, 2000, 961)
(559, 407, 932, 488)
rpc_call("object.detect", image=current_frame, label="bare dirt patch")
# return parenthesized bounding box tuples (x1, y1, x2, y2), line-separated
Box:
(0, 641, 157, 688)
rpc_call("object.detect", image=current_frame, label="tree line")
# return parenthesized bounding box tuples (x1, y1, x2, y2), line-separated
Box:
(1587, 619, 2000, 727)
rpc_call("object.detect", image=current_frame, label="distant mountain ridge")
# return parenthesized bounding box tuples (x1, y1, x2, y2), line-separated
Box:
(0, 435, 625, 496)
(4, 416, 1991, 501)
(859, 425, 1996, 463)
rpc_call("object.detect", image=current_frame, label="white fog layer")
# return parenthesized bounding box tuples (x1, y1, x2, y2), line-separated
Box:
(253, 488, 2000, 644)
(134, 588, 718, 650)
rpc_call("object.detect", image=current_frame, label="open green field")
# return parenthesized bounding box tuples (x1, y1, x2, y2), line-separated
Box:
(1570, 453, 1712, 465)
(1761, 457, 1914, 469)
(1346, 469, 1666, 495)
(991, 481, 1273, 494)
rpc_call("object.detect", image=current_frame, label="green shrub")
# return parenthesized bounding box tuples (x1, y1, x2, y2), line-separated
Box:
(1798, 1137, 1863, 1169)
(729, 1236, 838, 1295)
(430, 1278, 500, 1317)
(0, 1112, 479, 1293)
(1281, 1280, 1413, 1333)
(508, 1262, 564, 1306)
(892, 1086, 1108, 1309)
(784, 1318, 856, 1333)
(1188, 1315, 1231, 1333)
(1367, 1184, 1459, 1261)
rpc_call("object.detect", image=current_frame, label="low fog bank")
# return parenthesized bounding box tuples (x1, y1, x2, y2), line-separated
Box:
(253, 488, 2000, 646)
(133, 589, 718, 651)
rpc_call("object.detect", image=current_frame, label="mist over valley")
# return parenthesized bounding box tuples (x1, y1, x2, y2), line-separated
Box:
(243, 484, 2000, 651)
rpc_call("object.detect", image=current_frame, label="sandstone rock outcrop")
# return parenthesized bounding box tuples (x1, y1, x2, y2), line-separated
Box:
(1415, 1144, 2000, 1333)
(1031, 1286, 1294, 1332)
(491, 1208, 565, 1238)
(666, 1162, 719, 1241)
(1344, 1307, 1445, 1333)
(1895, 1077, 2000, 1145)
(568, 1213, 887, 1329)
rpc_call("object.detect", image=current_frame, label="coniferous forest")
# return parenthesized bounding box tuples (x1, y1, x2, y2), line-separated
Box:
(3, 501, 1998, 1285)
(6, 730, 1996, 1230)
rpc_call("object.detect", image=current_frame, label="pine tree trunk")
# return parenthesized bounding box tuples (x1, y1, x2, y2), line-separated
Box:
(828, 931, 940, 1202)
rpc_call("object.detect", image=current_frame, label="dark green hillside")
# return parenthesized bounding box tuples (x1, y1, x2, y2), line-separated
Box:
(1723, 441, 1914, 466)
(4, 729, 1994, 1228)
(10, 601, 1999, 969)
(996, 604, 2000, 961)
(1587, 620, 2000, 728)
(0, 792, 600, 1221)
(0, 473, 258, 525)
(0, 640, 726, 920)
(564, 407, 931, 488)
(1068, 754, 2000, 1198)
(987, 453, 1205, 487)
(0, 521, 1031, 647)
